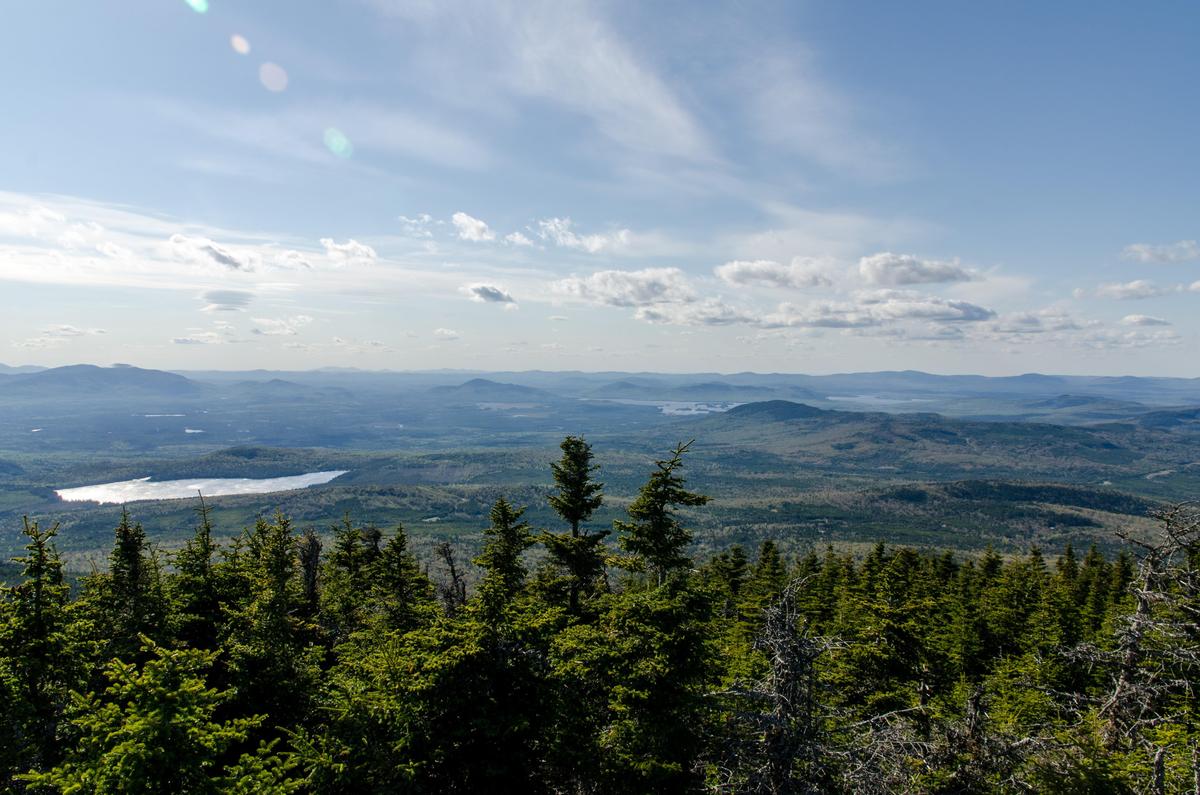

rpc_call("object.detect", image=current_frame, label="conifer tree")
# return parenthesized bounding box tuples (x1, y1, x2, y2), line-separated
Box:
(615, 440, 709, 584)
(23, 639, 299, 794)
(541, 435, 606, 614)
(0, 518, 74, 777)
(475, 497, 534, 628)
(81, 509, 166, 662)
(171, 498, 222, 651)
(222, 514, 321, 728)
(367, 525, 436, 634)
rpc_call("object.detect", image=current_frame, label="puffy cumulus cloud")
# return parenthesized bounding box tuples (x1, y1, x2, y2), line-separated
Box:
(858, 252, 975, 286)
(715, 257, 833, 289)
(169, 233, 256, 271)
(1122, 240, 1200, 264)
(14, 324, 106, 348)
(855, 290, 995, 323)
(433, 327, 460, 341)
(200, 289, 253, 312)
(320, 238, 377, 266)
(1094, 280, 1176, 300)
(505, 231, 533, 247)
(1122, 314, 1171, 327)
(461, 283, 516, 306)
(634, 299, 754, 326)
(554, 267, 694, 307)
(986, 309, 1084, 335)
(451, 211, 495, 242)
(251, 315, 313, 336)
(761, 300, 879, 329)
(537, 217, 630, 254)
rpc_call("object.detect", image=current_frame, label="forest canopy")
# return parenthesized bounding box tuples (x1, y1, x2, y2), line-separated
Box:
(2, 436, 1198, 793)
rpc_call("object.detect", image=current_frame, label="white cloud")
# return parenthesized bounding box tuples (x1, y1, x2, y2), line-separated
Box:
(399, 213, 435, 238)
(856, 290, 994, 322)
(554, 267, 695, 307)
(1075, 328, 1181, 350)
(366, 0, 713, 163)
(275, 250, 312, 269)
(200, 290, 254, 312)
(1094, 280, 1176, 300)
(461, 283, 516, 305)
(505, 231, 533, 246)
(744, 52, 899, 179)
(157, 100, 492, 171)
(858, 252, 975, 286)
(96, 241, 132, 259)
(173, 331, 224, 345)
(762, 300, 879, 329)
(320, 238, 377, 265)
(451, 211, 495, 242)
(433, 327, 460, 341)
(1122, 240, 1200, 264)
(715, 257, 833, 289)
(635, 299, 754, 326)
(537, 217, 630, 254)
(986, 309, 1083, 335)
(169, 233, 256, 271)
(15, 324, 106, 348)
(1121, 314, 1171, 327)
(251, 315, 313, 336)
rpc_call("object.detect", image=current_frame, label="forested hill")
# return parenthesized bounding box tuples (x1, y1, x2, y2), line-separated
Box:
(683, 398, 1200, 483)
(2, 437, 1197, 793)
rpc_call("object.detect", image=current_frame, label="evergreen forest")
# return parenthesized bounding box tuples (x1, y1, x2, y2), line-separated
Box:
(3, 437, 1199, 793)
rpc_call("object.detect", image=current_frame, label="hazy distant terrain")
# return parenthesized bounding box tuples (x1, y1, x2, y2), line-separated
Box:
(3, 363, 1199, 568)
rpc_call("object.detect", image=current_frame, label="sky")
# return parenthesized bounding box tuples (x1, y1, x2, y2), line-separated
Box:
(0, 1, 1198, 376)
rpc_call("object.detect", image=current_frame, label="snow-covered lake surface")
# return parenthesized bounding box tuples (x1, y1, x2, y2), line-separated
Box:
(56, 470, 348, 504)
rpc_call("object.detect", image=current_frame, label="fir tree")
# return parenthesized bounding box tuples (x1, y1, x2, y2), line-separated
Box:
(615, 441, 709, 584)
(541, 435, 607, 615)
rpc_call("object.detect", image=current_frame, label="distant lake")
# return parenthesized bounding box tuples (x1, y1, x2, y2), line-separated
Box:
(56, 470, 348, 504)
(582, 398, 741, 415)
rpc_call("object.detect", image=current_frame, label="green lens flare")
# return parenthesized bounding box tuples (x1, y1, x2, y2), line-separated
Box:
(184, 0, 209, 13)
(324, 128, 354, 159)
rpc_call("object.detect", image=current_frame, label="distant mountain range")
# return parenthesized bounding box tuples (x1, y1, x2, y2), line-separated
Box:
(0, 364, 198, 397)
(677, 399, 1200, 483)
(430, 378, 557, 403)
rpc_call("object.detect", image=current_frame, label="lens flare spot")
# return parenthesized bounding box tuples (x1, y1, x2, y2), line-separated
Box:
(184, 0, 208, 12)
(323, 128, 354, 159)
(230, 34, 251, 55)
(258, 62, 288, 92)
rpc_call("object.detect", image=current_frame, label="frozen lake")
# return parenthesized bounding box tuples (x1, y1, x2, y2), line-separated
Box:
(56, 470, 348, 504)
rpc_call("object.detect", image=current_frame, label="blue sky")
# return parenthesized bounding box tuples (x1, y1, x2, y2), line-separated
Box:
(1, 1, 1197, 374)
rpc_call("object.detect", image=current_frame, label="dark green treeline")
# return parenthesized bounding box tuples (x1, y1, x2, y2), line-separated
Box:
(2, 437, 1199, 793)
